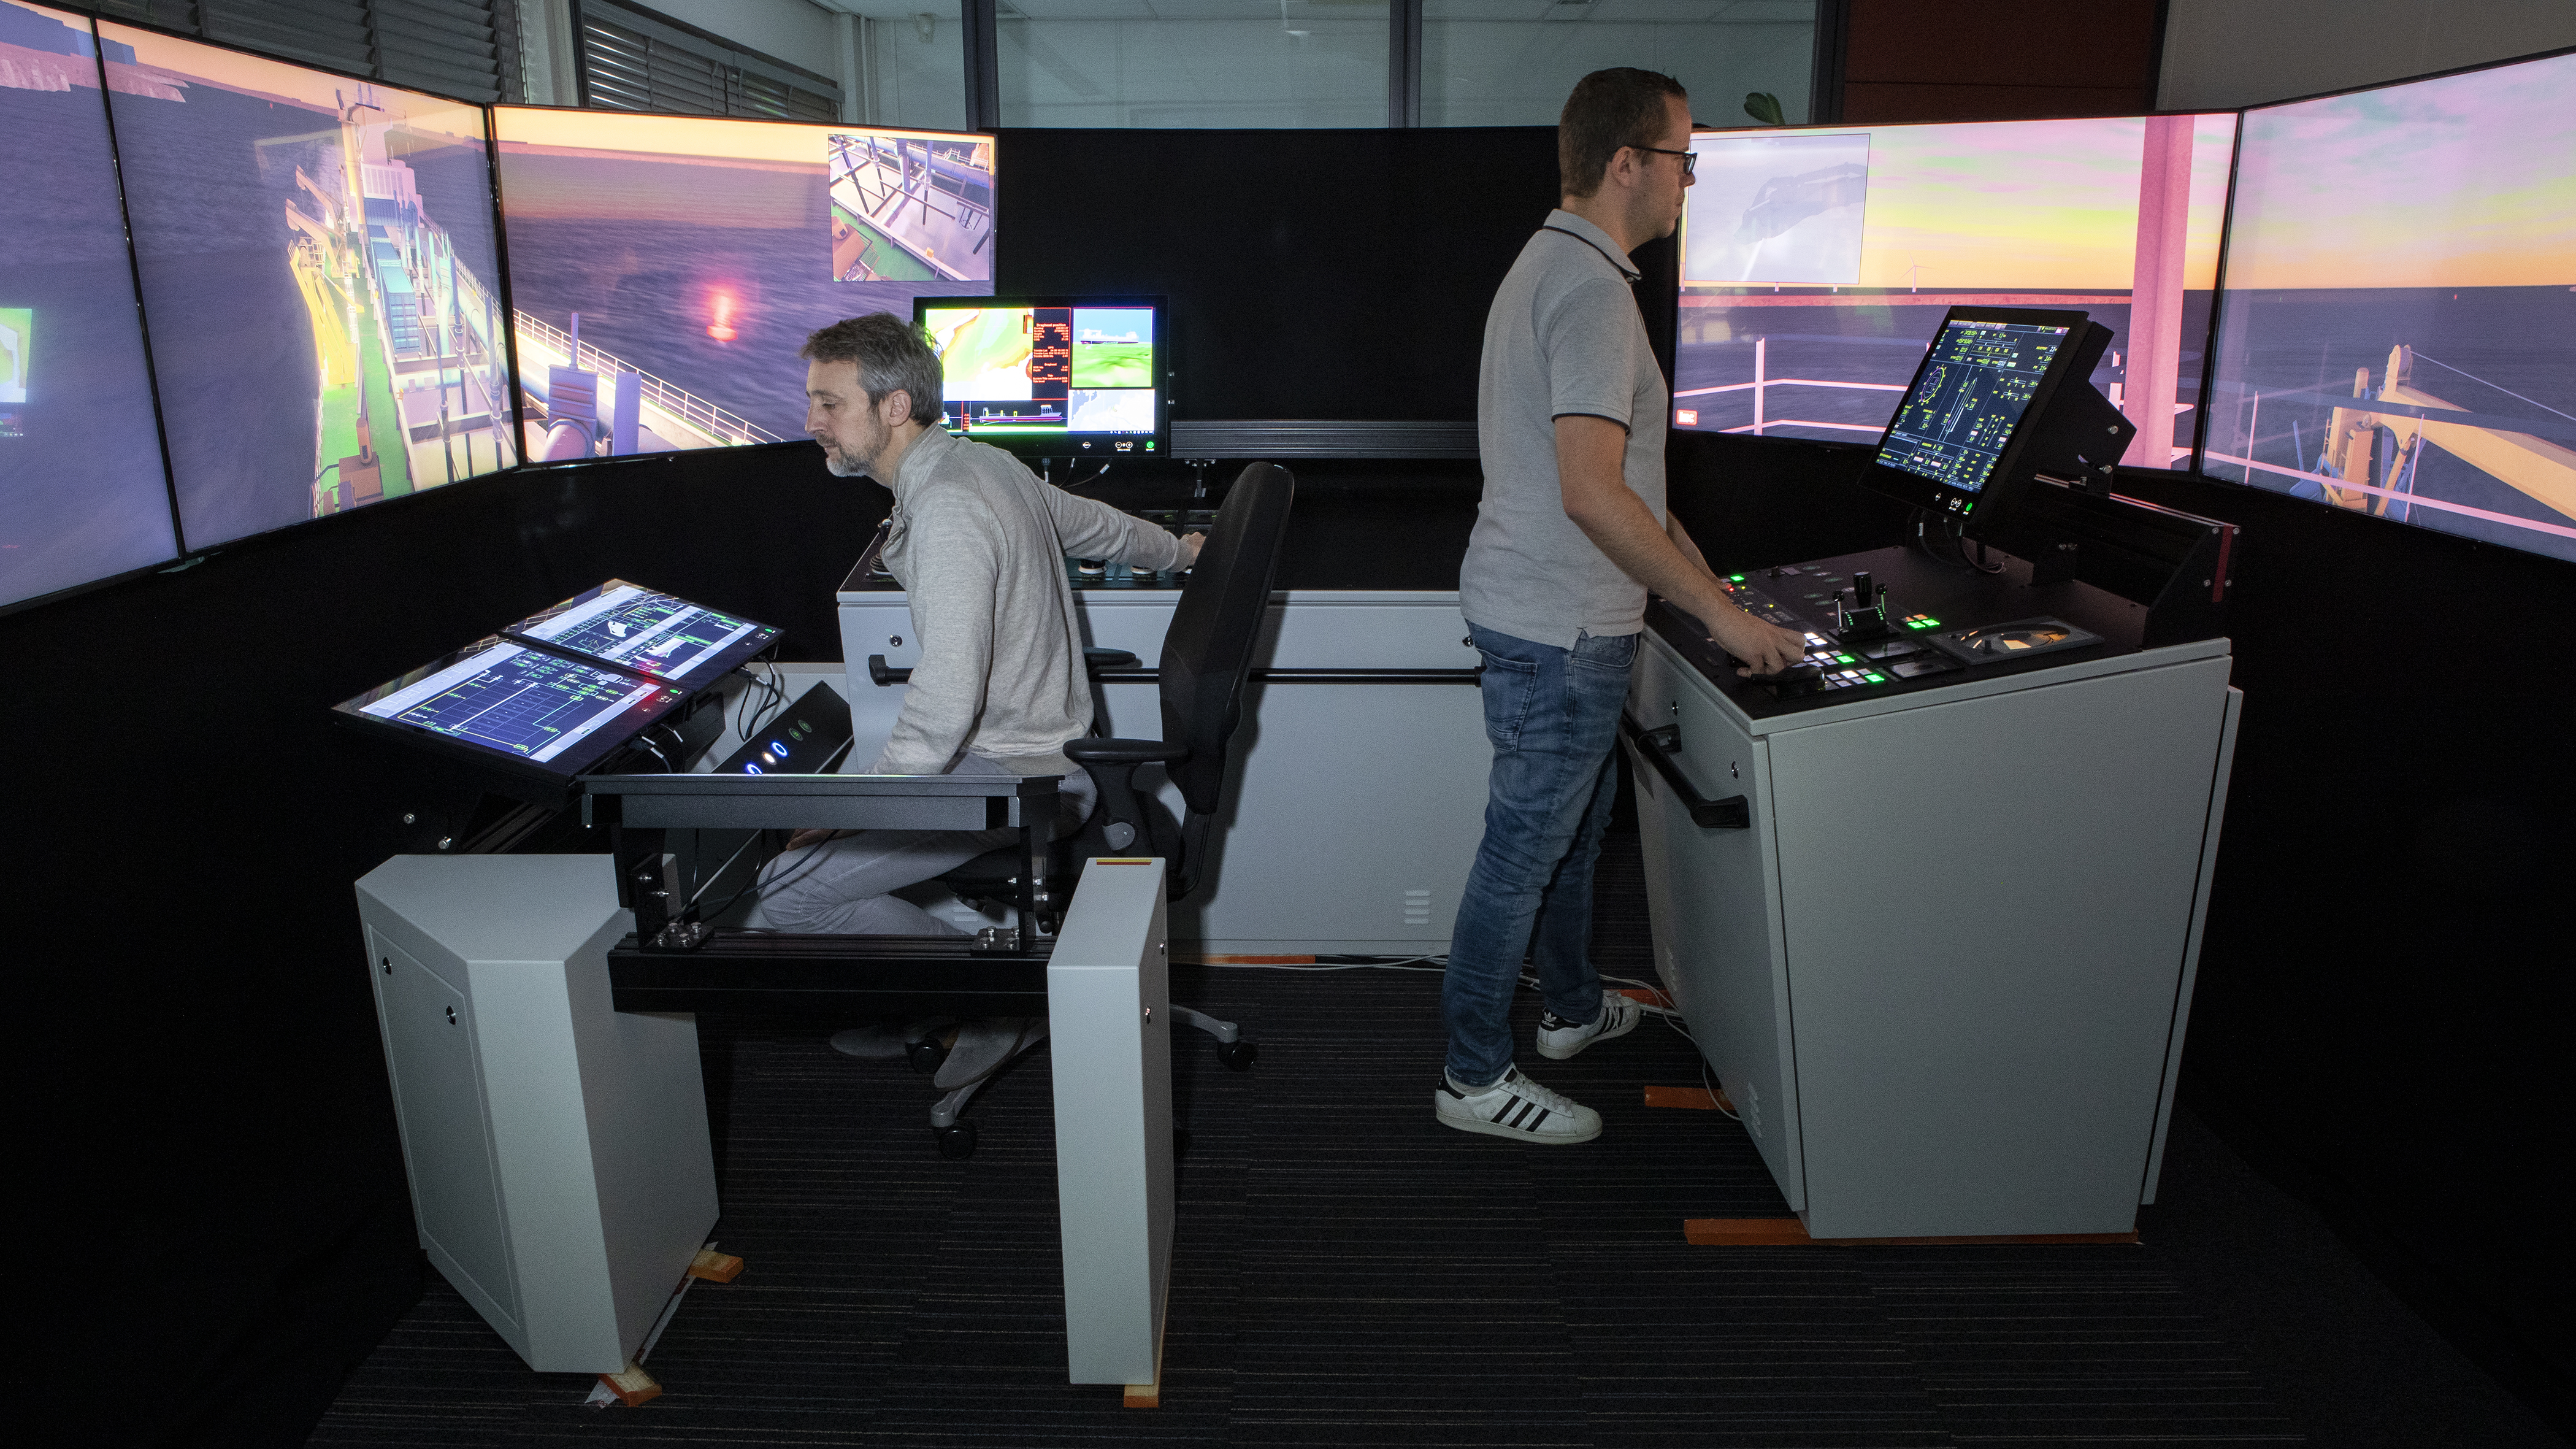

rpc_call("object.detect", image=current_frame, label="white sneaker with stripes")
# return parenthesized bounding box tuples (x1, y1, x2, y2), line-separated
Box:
(1434, 1067, 1602, 1145)
(1534, 991, 1644, 1061)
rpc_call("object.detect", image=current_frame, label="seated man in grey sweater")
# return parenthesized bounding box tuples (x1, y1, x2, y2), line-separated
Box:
(747, 312, 1198, 937)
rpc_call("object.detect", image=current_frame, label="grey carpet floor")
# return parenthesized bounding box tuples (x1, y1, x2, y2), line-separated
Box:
(307, 833, 2564, 1447)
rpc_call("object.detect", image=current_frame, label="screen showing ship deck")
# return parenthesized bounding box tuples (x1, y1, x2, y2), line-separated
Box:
(1875, 318, 2070, 505)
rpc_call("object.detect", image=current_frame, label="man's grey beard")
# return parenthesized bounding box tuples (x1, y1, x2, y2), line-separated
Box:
(819, 442, 866, 479)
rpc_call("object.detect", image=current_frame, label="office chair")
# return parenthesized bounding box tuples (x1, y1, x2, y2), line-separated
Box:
(911, 461, 1297, 1151)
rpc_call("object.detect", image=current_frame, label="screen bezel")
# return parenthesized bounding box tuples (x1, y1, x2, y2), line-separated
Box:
(1857, 306, 2098, 521)
(331, 635, 688, 786)
(912, 294, 1170, 461)
(500, 578, 781, 689)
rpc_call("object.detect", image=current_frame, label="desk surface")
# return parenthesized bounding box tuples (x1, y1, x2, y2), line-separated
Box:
(1650, 544, 2226, 729)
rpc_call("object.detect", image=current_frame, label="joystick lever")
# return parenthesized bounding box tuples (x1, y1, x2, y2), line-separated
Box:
(1833, 572, 1896, 642)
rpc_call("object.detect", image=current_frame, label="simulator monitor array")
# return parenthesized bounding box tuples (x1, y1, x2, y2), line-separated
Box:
(916, 297, 1167, 459)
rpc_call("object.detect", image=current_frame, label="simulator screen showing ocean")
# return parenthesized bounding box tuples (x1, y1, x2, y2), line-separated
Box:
(1674, 113, 2237, 471)
(101, 21, 512, 551)
(0, 1, 178, 607)
(2205, 50, 2576, 565)
(493, 110, 995, 463)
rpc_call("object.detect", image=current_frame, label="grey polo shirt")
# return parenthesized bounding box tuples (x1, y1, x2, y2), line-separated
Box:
(1459, 209, 1668, 650)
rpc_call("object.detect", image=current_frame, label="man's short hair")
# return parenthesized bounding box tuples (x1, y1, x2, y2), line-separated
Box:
(800, 313, 945, 427)
(1558, 68, 1688, 199)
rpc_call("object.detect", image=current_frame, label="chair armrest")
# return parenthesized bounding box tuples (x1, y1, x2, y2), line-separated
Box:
(1065, 737, 1189, 765)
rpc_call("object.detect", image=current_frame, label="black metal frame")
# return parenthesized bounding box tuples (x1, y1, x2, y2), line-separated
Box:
(584, 770, 1062, 954)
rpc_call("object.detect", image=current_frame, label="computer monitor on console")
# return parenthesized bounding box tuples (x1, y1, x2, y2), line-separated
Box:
(914, 296, 1169, 461)
(1859, 307, 2134, 540)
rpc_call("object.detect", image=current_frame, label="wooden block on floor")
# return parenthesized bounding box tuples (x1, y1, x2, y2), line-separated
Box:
(1124, 1301, 1168, 1408)
(598, 1360, 662, 1407)
(1612, 986, 1676, 1009)
(687, 1248, 745, 1283)
(1685, 1216, 2141, 1247)
(1643, 1085, 1730, 1110)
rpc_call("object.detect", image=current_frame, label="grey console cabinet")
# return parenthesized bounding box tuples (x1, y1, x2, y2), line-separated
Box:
(1630, 630, 2241, 1239)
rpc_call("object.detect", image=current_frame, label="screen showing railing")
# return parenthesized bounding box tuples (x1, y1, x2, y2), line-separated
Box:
(491, 109, 995, 463)
(1672, 113, 2237, 469)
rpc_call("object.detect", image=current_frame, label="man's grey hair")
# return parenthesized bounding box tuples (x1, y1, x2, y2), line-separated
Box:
(801, 312, 945, 426)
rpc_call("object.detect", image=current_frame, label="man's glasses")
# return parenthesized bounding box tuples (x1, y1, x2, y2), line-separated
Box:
(1631, 144, 1698, 177)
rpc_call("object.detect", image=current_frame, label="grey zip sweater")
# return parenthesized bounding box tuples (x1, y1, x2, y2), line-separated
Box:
(871, 426, 1183, 778)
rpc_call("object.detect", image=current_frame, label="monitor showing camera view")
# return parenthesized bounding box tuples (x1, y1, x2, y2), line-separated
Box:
(493, 109, 995, 464)
(2202, 49, 2576, 565)
(915, 296, 1167, 459)
(101, 19, 515, 550)
(0, 1, 180, 609)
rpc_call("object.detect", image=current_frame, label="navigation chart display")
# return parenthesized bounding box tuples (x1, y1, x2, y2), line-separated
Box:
(918, 298, 1164, 458)
(101, 20, 513, 550)
(492, 109, 994, 464)
(340, 639, 684, 777)
(0, 1, 180, 609)
(504, 580, 780, 685)
(1876, 317, 2071, 507)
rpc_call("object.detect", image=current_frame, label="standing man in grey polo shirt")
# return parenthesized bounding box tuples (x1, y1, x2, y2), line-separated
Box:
(1436, 68, 1804, 1145)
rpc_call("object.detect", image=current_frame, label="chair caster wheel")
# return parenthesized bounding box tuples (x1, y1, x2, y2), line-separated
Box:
(936, 1121, 978, 1159)
(1217, 1039, 1259, 1070)
(907, 1039, 950, 1074)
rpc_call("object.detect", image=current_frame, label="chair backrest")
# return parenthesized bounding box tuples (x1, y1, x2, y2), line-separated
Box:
(1159, 463, 1295, 821)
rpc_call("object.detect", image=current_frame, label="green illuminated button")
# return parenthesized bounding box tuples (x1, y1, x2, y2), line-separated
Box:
(1865, 672, 1885, 683)
(1728, 574, 1745, 582)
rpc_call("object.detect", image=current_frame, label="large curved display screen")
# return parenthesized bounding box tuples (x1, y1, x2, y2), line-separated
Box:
(0, 1, 178, 609)
(101, 20, 514, 550)
(1674, 113, 2237, 468)
(2202, 50, 2576, 564)
(493, 109, 995, 464)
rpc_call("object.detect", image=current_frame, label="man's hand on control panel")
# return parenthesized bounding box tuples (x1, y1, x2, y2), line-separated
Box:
(1708, 607, 1806, 677)
(1177, 532, 1205, 569)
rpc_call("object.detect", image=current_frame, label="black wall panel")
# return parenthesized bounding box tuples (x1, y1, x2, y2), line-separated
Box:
(992, 126, 1563, 421)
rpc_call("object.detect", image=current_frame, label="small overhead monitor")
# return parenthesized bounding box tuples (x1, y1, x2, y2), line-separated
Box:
(333, 638, 688, 783)
(1860, 307, 2112, 529)
(503, 580, 780, 688)
(914, 296, 1168, 459)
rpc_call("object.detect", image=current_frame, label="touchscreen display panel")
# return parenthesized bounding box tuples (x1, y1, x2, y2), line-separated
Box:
(505, 579, 780, 685)
(339, 639, 684, 777)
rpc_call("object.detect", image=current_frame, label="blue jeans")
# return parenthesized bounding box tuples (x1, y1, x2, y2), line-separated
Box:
(1443, 623, 1636, 1087)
